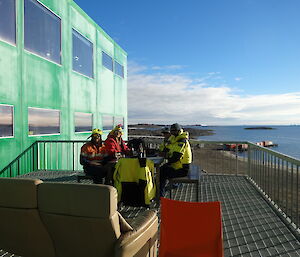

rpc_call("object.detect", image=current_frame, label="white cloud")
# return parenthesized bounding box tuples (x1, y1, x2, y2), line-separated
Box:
(127, 63, 300, 125)
(235, 77, 243, 81)
(151, 65, 185, 71)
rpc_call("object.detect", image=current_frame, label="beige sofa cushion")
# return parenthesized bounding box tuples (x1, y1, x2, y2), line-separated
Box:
(0, 178, 55, 257)
(38, 183, 118, 218)
(38, 183, 122, 257)
(0, 177, 42, 208)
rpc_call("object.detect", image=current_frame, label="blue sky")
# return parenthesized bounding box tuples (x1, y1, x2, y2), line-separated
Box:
(75, 0, 300, 125)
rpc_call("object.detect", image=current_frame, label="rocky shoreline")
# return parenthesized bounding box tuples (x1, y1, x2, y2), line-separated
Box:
(128, 124, 214, 139)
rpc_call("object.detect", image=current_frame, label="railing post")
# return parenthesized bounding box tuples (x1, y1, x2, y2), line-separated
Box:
(32, 143, 35, 172)
(17, 159, 20, 177)
(72, 142, 75, 171)
(44, 142, 46, 170)
(37, 142, 40, 171)
(247, 144, 251, 177)
(297, 165, 299, 226)
(291, 163, 295, 221)
(235, 146, 238, 175)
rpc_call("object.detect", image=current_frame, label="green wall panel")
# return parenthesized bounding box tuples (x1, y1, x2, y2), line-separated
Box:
(0, 0, 127, 172)
(99, 69, 115, 113)
(0, 44, 19, 100)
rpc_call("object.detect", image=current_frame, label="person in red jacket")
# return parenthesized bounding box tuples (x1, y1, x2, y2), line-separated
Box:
(104, 124, 130, 163)
(104, 124, 130, 185)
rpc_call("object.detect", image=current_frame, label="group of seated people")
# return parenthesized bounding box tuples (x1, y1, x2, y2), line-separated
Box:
(80, 124, 129, 185)
(80, 123, 192, 197)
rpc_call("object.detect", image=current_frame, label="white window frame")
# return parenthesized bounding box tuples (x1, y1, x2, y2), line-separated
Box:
(102, 50, 114, 72)
(74, 112, 93, 134)
(0, 104, 14, 139)
(114, 60, 124, 78)
(72, 28, 94, 79)
(28, 107, 61, 137)
(102, 114, 114, 131)
(0, 0, 17, 47)
(23, 0, 62, 66)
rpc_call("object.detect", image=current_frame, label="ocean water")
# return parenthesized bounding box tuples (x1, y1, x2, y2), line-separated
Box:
(194, 125, 300, 160)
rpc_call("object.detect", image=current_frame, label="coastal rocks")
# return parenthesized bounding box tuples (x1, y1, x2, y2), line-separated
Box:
(128, 124, 214, 139)
(244, 127, 275, 130)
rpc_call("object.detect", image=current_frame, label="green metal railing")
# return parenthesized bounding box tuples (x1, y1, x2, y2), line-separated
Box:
(0, 140, 87, 177)
(1, 139, 300, 231)
(0, 142, 38, 178)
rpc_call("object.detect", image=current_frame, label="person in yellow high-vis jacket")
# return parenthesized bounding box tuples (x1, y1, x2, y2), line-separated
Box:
(159, 123, 192, 196)
(159, 127, 172, 158)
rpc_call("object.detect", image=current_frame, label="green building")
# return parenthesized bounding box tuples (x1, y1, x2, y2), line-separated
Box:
(0, 0, 128, 171)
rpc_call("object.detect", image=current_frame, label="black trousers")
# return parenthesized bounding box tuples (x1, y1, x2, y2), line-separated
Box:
(84, 163, 116, 185)
(103, 162, 116, 185)
(84, 166, 107, 184)
(159, 164, 189, 197)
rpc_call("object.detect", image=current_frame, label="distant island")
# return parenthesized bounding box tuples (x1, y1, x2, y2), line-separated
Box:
(244, 127, 275, 130)
(128, 124, 214, 138)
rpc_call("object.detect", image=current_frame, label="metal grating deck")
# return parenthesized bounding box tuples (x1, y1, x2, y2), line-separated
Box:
(1, 171, 300, 256)
(196, 175, 300, 257)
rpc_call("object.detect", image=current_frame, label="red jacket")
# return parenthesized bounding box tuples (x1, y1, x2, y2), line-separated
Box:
(104, 135, 130, 161)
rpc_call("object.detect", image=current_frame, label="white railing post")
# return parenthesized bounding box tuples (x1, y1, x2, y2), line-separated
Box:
(235, 146, 238, 175)
(247, 144, 251, 178)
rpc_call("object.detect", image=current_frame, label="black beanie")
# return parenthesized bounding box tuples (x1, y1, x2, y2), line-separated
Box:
(170, 123, 182, 131)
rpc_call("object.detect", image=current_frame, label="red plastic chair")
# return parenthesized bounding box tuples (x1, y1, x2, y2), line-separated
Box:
(159, 198, 224, 257)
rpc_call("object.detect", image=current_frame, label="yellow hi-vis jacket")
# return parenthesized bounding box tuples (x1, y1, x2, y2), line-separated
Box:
(167, 130, 192, 170)
(159, 137, 172, 152)
(113, 158, 156, 205)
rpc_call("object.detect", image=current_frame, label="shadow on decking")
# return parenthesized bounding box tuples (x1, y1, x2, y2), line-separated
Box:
(3, 171, 300, 257)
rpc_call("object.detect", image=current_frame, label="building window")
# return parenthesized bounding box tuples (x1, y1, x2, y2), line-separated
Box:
(0, 0, 16, 45)
(75, 112, 93, 133)
(114, 61, 124, 78)
(0, 104, 13, 138)
(102, 51, 113, 72)
(114, 116, 124, 127)
(28, 107, 60, 135)
(24, 0, 61, 64)
(102, 115, 114, 131)
(72, 29, 93, 78)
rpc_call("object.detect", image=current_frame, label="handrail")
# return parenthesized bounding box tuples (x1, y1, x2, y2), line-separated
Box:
(0, 140, 89, 176)
(195, 139, 300, 163)
(36, 140, 88, 143)
(0, 142, 37, 176)
(194, 140, 300, 232)
(247, 141, 300, 165)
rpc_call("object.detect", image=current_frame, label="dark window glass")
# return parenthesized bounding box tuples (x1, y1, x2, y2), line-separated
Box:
(24, 0, 61, 64)
(114, 61, 124, 78)
(0, 105, 13, 138)
(28, 107, 60, 135)
(72, 29, 93, 78)
(102, 51, 113, 72)
(75, 112, 93, 133)
(0, 0, 16, 44)
(102, 115, 114, 131)
(114, 116, 124, 127)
